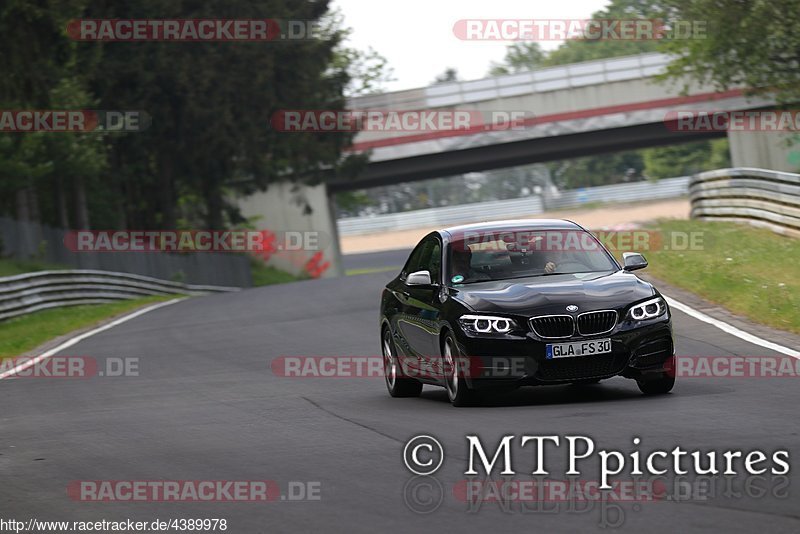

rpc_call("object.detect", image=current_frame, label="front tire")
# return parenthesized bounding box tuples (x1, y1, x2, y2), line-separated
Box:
(442, 333, 480, 407)
(383, 329, 422, 398)
(637, 374, 675, 395)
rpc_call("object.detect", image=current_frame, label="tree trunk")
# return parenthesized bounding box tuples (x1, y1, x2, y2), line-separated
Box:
(159, 154, 176, 229)
(28, 185, 41, 224)
(74, 176, 90, 229)
(56, 176, 70, 228)
(205, 181, 223, 229)
(15, 187, 30, 221)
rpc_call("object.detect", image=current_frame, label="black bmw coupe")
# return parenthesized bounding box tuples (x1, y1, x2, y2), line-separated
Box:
(379, 219, 675, 406)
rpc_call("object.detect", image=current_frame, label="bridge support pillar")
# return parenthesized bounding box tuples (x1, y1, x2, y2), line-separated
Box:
(727, 130, 800, 172)
(236, 183, 344, 279)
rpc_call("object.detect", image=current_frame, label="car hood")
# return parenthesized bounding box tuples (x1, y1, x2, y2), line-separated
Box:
(450, 270, 655, 316)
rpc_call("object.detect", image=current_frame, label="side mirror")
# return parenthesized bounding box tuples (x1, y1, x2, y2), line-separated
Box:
(623, 252, 648, 271)
(406, 270, 432, 286)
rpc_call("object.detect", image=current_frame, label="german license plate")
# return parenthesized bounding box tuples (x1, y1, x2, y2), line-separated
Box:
(546, 338, 611, 359)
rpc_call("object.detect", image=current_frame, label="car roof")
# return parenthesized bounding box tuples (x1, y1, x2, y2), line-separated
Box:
(441, 219, 583, 235)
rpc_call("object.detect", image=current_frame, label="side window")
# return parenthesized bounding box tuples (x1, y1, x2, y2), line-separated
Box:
(427, 243, 442, 284)
(401, 235, 442, 283)
(402, 241, 428, 278)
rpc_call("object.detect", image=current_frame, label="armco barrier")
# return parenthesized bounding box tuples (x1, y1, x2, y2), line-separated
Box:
(690, 168, 800, 238)
(0, 269, 238, 321)
(337, 196, 543, 236)
(337, 176, 689, 236)
(545, 176, 689, 211)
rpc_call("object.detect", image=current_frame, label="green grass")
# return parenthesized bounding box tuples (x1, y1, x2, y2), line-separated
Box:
(250, 258, 304, 286)
(0, 256, 298, 359)
(0, 258, 68, 278)
(642, 220, 800, 334)
(0, 295, 175, 360)
(345, 265, 400, 276)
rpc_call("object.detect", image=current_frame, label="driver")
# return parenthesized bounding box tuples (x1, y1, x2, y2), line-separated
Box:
(543, 254, 559, 274)
(450, 246, 490, 283)
(523, 234, 559, 273)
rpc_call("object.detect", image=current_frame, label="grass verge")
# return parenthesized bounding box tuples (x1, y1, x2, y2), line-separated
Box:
(0, 258, 68, 278)
(250, 258, 304, 286)
(642, 220, 800, 334)
(0, 295, 175, 360)
(345, 266, 400, 276)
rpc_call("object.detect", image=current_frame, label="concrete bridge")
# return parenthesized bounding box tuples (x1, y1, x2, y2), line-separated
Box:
(329, 52, 791, 192)
(239, 52, 797, 277)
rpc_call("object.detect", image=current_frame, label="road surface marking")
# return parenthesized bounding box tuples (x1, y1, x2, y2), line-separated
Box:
(666, 296, 799, 359)
(0, 299, 182, 380)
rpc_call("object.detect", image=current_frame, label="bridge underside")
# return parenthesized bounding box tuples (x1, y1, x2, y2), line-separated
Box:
(328, 123, 726, 193)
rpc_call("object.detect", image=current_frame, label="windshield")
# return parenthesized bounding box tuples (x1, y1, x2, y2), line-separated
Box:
(447, 228, 618, 285)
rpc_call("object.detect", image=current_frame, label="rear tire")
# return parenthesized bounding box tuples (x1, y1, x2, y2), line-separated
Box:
(637, 374, 675, 395)
(383, 329, 422, 398)
(442, 333, 480, 407)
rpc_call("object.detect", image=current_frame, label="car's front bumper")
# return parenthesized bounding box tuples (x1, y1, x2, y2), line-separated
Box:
(452, 318, 673, 389)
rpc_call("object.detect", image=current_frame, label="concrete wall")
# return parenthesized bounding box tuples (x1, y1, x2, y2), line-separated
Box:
(728, 130, 800, 173)
(236, 183, 343, 278)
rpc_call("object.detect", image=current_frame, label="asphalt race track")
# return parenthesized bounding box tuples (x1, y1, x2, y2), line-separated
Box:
(2, 258, 799, 533)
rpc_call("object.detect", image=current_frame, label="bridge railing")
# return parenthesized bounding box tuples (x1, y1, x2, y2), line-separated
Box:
(349, 53, 671, 110)
(0, 269, 238, 321)
(690, 167, 800, 238)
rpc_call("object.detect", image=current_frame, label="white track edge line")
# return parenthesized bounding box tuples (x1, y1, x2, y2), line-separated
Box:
(665, 296, 800, 359)
(0, 298, 182, 380)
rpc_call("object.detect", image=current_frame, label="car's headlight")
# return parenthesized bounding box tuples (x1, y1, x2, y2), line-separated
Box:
(628, 297, 667, 321)
(459, 314, 517, 334)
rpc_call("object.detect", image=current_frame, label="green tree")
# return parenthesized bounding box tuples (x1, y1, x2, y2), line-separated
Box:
(325, 8, 394, 97)
(74, 0, 363, 229)
(0, 0, 106, 228)
(433, 68, 459, 84)
(484, 0, 734, 187)
(660, 0, 800, 106)
(489, 43, 545, 75)
(642, 139, 730, 179)
(549, 150, 646, 189)
(543, 0, 661, 67)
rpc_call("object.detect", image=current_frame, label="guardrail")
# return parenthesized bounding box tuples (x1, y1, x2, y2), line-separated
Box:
(0, 269, 239, 321)
(338, 196, 544, 236)
(338, 176, 689, 236)
(546, 176, 689, 211)
(690, 168, 800, 238)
